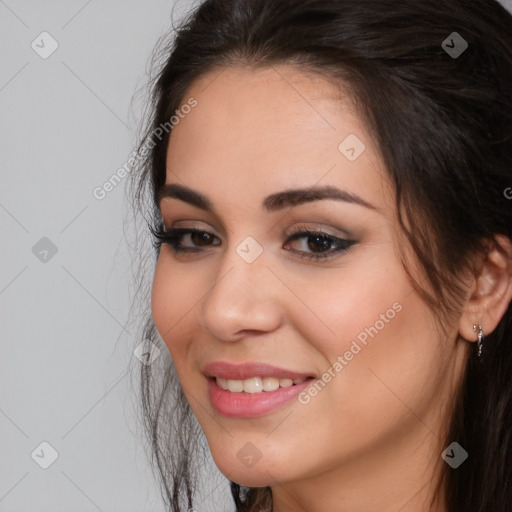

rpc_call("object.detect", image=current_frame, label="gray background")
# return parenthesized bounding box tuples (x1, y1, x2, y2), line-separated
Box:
(1, 0, 511, 511)
(0, 1, 231, 511)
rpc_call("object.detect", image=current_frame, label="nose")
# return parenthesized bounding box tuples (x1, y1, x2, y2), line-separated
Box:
(199, 245, 283, 342)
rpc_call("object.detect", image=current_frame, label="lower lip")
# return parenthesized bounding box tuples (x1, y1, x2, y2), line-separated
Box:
(207, 377, 313, 418)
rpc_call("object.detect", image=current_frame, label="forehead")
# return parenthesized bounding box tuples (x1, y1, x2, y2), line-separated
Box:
(165, 64, 390, 212)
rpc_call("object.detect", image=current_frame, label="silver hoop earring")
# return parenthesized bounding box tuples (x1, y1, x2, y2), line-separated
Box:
(473, 324, 484, 358)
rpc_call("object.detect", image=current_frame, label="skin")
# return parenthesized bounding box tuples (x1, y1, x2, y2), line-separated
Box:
(151, 65, 512, 512)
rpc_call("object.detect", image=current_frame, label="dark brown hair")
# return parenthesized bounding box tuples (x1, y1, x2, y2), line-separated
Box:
(129, 1, 512, 510)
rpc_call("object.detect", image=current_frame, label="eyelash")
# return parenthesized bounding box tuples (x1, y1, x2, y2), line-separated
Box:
(151, 223, 356, 261)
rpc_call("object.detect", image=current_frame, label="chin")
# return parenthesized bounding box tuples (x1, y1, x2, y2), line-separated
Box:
(219, 465, 278, 488)
(214, 453, 290, 487)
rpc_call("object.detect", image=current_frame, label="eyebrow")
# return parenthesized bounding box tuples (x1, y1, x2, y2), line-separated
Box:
(157, 183, 376, 212)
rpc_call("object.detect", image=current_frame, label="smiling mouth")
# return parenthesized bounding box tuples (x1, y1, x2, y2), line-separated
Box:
(213, 376, 314, 393)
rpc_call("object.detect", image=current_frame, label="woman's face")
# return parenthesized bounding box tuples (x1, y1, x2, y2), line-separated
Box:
(151, 65, 467, 504)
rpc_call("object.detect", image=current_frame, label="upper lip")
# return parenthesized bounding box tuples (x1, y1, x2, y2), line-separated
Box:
(203, 361, 314, 381)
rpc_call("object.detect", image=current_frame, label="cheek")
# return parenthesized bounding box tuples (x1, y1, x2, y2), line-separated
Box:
(151, 253, 202, 361)
(290, 246, 407, 359)
(292, 252, 440, 429)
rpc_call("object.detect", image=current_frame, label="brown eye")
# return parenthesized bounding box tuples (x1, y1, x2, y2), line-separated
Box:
(190, 231, 215, 247)
(284, 228, 356, 261)
(152, 227, 221, 252)
(306, 234, 335, 253)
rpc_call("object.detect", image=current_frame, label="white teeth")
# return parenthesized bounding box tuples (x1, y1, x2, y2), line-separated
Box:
(243, 377, 263, 394)
(217, 377, 229, 390)
(279, 378, 293, 388)
(216, 376, 307, 392)
(262, 377, 280, 391)
(227, 379, 244, 392)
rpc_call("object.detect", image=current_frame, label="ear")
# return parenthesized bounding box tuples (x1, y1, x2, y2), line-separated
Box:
(459, 235, 512, 343)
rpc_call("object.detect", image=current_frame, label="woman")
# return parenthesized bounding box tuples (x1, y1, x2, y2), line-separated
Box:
(129, 0, 512, 510)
